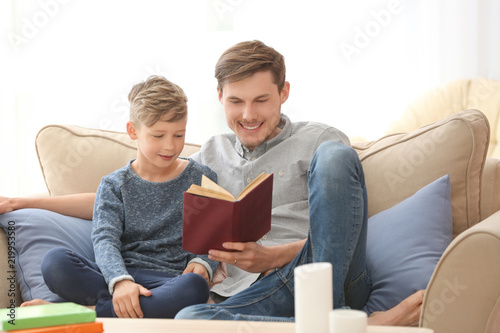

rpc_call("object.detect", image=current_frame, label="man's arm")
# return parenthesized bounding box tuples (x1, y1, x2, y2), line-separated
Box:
(208, 239, 307, 273)
(0, 193, 96, 220)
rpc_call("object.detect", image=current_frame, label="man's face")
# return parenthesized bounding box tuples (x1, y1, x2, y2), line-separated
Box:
(218, 70, 290, 151)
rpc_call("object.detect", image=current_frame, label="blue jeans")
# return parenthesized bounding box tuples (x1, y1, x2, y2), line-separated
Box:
(41, 247, 210, 318)
(175, 141, 371, 321)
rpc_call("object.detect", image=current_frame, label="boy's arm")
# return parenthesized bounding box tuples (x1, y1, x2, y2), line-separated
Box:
(186, 255, 219, 283)
(112, 279, 152, 318)
(183, 262, 210, 284)
(0, 193, 96, 220)
(92, 179, 131, 292)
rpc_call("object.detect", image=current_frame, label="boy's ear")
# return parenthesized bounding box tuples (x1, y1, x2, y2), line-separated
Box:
(126, 121, 138, 140)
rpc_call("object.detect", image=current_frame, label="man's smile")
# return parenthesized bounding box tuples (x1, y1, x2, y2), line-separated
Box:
(241, 123, 262, 130)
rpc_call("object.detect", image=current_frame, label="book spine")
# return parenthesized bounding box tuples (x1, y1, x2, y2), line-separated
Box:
(232, 201, 241, 242)
(2, 312, 96, 331)
(8, 321, 103, 333)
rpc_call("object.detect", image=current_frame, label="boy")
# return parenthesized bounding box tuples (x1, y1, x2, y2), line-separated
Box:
(36, 75, 219, 318)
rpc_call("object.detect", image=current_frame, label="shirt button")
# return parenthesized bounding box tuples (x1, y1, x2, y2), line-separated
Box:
(262, 235, 268, 240)
(247, 178, 252, 184)
(279, 170, 284, 176)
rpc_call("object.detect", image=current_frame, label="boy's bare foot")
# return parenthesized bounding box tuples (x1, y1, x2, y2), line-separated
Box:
(20, 299, 52, 307)
(368, 290, 425, 326)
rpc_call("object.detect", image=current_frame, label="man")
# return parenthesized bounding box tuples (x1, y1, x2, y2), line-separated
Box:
(0, 40, 423, 325)
(175, 40, 423, 324)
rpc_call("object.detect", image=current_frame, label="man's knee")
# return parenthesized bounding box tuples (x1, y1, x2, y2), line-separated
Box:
(317, 141, 357, 162)
(312, 141, 360, 176)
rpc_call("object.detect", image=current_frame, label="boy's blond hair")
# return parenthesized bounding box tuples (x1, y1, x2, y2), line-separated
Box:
(128, 75, 187, 127)
(215, 40, 286, 94)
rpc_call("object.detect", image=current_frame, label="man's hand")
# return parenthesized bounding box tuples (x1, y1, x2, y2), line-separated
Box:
(0, 196, 16, 215)
(112, 280, 152, 318)
(208, 239, 306, 274)
(183, 262, 210, 284)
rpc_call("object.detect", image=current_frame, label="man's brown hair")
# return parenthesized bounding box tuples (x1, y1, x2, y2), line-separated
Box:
(215, 40, 286, 93)
(128, 75, 187, 127)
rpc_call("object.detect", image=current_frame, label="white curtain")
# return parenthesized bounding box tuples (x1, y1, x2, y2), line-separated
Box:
(1, 0, 499, 197)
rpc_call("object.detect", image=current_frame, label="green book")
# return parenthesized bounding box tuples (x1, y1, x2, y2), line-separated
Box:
(0, 302, 96, 331)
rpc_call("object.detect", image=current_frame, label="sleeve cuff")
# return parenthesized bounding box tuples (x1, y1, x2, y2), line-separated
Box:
(108, 274, 135, 295)
(188, 258, 213, 281)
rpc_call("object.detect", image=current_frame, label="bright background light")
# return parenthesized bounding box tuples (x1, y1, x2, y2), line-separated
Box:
(1, 0, 499, 196)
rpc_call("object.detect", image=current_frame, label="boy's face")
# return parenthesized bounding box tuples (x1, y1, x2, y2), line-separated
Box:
(218, 70, 289, 151)
(127, 118, 187, 176)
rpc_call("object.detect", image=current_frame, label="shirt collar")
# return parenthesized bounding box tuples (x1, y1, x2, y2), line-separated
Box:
(235, 114, 292, 160)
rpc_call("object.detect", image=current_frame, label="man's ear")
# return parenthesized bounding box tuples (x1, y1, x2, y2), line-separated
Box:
(280, 81, 290, 104)
(217, 87, 223, 103)
(126, 121, 138, 140)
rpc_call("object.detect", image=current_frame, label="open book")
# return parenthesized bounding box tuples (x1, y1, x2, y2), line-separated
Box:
(183, 172, 273, 254)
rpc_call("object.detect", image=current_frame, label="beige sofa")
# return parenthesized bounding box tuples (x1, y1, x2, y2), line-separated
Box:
(1, 108, 500, 332)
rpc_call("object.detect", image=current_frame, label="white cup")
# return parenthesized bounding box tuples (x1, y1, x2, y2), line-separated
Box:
(329, 309, 367, 333)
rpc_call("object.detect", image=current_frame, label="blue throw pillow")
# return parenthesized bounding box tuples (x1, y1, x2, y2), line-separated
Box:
(0, 209, 94, 302)
(362, 175, 453, 314)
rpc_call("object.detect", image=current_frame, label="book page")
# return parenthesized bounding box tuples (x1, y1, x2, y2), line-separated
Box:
(237, 172, 270, 200)
(185, 175, 235, 201)
(201, 175, 234, 199)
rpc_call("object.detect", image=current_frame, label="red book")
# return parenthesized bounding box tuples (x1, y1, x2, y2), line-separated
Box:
(183, 172, 273, 254)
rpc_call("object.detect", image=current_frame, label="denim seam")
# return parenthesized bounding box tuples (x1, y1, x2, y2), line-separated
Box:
(209, 276, 290, 310)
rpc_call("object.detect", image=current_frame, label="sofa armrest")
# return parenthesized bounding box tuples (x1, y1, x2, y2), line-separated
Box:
(481, 157, 500, 220)
(420, 210, 500, 333)
(0, 228, 23, 307)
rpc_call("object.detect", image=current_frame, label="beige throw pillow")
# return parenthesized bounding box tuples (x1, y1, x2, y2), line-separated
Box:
(35, 125, 200, 196)
(353, 109, 490, 237)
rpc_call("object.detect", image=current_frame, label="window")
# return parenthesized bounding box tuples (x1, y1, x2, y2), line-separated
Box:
(1, 0, 498, 196)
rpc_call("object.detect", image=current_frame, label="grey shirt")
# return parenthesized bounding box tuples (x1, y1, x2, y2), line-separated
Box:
(191, 114, 349, 296)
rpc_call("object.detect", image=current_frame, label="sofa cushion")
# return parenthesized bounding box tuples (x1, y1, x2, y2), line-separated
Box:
(481, 157, 500, 220)
(35, 125, 201, 196)
(0, 209, 94, 302)
(386, 78, 500, 158)
(353, 109, 490, 237)
(363, 175, 453, 314)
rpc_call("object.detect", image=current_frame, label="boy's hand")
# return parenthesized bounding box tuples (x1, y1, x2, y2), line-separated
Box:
(183, 262, 209, 284)
(112, 280, 152, 318)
